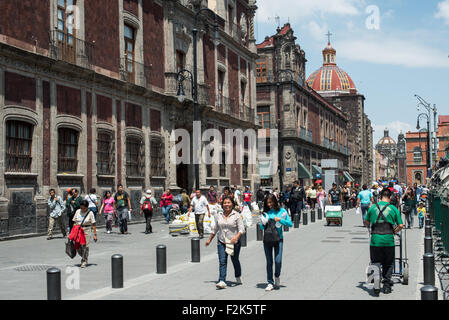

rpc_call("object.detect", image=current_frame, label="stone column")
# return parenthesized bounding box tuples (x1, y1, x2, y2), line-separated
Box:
(80, 89, 88, 193)
(49, 81, 58, 189)
(0, 66, 8, 236)
(143, 103, 151, 189)
(165, 107, 177, 189)
(120, 101, 127, 189)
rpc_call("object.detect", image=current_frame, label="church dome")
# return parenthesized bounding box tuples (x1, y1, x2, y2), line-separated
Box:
(377, 129, 397, 146)
(306, 41, 357, 93)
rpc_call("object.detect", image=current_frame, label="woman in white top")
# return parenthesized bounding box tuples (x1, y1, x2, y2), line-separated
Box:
(85, 188, 99, 219)
(72, 200, 97, 268)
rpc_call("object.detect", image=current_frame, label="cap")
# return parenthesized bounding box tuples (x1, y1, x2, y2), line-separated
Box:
(66, 188, 72, 193)
(146, 189, 151, 195)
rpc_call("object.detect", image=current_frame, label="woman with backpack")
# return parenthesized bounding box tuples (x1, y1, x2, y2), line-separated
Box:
(99, 190, 116, 234)
(140, 189, 158, 234)
(259, 194, 293, 291)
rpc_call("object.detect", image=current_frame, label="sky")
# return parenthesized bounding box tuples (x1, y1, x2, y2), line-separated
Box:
(254, 0, 449, 146)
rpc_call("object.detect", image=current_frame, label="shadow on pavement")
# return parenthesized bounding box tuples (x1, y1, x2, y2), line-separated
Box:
(356, 281, 379, 298)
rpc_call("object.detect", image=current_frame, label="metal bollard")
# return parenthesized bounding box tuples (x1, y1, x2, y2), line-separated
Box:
(156, 245, 167, 274)
(191, 238, 200, 263)
(46, 268, 61, 300)
(318, 208, 323, 220)
(342, 202, 346, 211)
(425, 218, 431, 227)
(421, 285, 438, 300)
(256, 224, 263, 241)
(294, 214, 300, 228)
(111, 254, 123, 289)
(311, 209, 315, 223)
(303, 210, 308, 225)
(423, 253, 435, 286)
(425, 225, 432, 238)
(424, 236, 433, 254)
(241, 228, 247, 247)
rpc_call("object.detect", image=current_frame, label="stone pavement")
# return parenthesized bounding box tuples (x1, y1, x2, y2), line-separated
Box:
(0, 208, 437, 300)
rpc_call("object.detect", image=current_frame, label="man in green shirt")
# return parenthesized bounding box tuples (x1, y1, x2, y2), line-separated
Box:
(364, 187, 404, 295)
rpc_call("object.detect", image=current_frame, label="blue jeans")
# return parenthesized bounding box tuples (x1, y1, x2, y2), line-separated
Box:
(162, 205, 172, 223)
(263, 240, 284, 285)
(361, 204, 370, 224)
(419, 216, 424, 229)
(89, 206, 98, 220)
(217, 240, 242, 282)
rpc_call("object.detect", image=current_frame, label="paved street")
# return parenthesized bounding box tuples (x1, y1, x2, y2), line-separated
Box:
(0, 208, 433, 300)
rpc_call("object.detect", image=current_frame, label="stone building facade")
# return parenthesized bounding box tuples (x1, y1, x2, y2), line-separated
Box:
(256, 24, 350, 189)
(0, 0, 259, 238)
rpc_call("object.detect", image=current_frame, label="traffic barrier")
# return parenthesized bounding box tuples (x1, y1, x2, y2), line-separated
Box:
(156, 245, 167, 274)
(46, 267, 61, 300)
(191, 238, 200, 263)
(423, 253, 435, 286)
(311, 209, 315, 223)
(421, 285, 438, 300)
(111, 254, 123, 288)
(241, 228, 247, 247)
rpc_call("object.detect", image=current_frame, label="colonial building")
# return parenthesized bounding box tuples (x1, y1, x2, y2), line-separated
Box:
(307, 40, 373, 186)
(256, 24, 351, 189)
(374, 129, 406, 182)
(0, 0, 259, 238)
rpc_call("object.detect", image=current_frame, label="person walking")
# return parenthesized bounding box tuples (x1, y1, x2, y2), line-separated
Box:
(364, 187, 404, 295)
(371, 184, 379, 204)
(316, 186, 326, 212)
(233, 185, 241, 207)
(188, 189, 210, 239)
(401, 187, 416, 229)
(67, 189, 82, 233)
(160, 188, 173, 224)
(328, 183, 342, 206)
(180, 189, 191, 214)
(205, 195, 245, 289)
(140, 189, 158, 234)
(309, 186, 317, 209)
(417, 202, 426, 229)
(71, 200, 97, 268)
(85, 188, 99, 220)
(357, 185, 374, 225)
(219, 187, 231, 206)
(114, 184, 132, 234)
(289, 181, 305, 223)
(242, 186, 252, 212)
(207, 186, 218, 205)
(99, 191, 115, 234)
(47, 189, 67, 240)
(259, 194, 293, 291)
(256, 186, 265, 212)
(282, 186, 291, 211)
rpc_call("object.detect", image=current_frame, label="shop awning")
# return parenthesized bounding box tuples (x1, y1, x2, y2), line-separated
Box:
(343, 171, 355, 182)
(258, 160, 273, 179)
(312, 165, 322, 178)
(298, 162, 313, 179)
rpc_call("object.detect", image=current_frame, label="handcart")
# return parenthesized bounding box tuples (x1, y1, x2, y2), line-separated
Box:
(325, 205, 343, 226)
(392, 225, 409, 285)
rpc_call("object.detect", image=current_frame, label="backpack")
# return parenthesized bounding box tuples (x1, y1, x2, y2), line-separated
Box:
(263, 218, 281, 246)
(390, 192, 398, 206)
(142, 197, 152, 212)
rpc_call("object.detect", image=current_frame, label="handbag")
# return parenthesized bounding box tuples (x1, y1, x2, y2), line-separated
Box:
(65, 212, 89, 259)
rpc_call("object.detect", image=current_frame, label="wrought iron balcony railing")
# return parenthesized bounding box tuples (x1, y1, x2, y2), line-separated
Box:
(49, 30, 94, 69)
(119, 58, 152, 89)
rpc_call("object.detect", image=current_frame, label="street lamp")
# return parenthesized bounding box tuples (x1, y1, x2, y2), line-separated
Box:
(417, 112, 431, 177)
(415, 94, 437, 170)
(176, 69, 193, 103)
(276, 69, 295, 191)
(176, 8, 220, 191)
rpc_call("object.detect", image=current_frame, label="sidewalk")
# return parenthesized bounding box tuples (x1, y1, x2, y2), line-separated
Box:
(0, 209, 427, 300)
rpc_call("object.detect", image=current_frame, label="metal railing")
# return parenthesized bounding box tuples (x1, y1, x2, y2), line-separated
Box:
(58, 158, 78, 173)
(119, 58, 151, 89)
(300, 127, 307, 140)
(307, 130, 313, 143)
(49, 30, 94, 69)
(6, 155, 32, 173)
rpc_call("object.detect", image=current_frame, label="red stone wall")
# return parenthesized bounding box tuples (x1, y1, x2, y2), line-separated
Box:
(150, 109, 161, 132)
(143, 0, 165, 89)
(309, 102, 320, 145)
(85, 0, 120, 73)
(42, 81, 51, 186)
(116, 100, 122, 184)
(56, 85, 81, 117)
(203, 34, 216, 106)
(227, 49, 239, 114)
(0, 0, 50, 50)
(123, 0, 139, 16)
(217, 44, 226, 64)
(86, 92, 93, 190)
(97, 95, 113, 123)
(5, 72, 36, 110)
(125, 103, 142, 128)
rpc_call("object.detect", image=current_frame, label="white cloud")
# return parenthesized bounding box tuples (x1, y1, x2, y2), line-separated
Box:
(372, 121, 413, 145)
(308, 21, 329, 41)
(257, 0, 363, 21)
(435, 0, 449, 24)
(338, 36, 449, 68)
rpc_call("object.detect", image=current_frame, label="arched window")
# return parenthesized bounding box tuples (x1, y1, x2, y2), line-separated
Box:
(415, 172, 422, 184)
(413, 147, 422, 163)
(6, 120, 33, 172)
(126, 136, 144, 177)
(58, 127, 79, 172)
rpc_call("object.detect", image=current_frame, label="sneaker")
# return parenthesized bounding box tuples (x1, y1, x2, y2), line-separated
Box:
(275, 277, 280, 288)
(383, 284, 392, 294)
(107, 230, 111, 234)
(81, 262, 87, 268)
(46, 237, 52, 240)
(265, 283, 274, 291)
(235, 277, 242, 284)
(216, 281, 227, 289)
(373, 289, 380, 296)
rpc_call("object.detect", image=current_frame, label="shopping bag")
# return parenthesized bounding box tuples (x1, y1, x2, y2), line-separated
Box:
(241, 206, 253, 227)
(65, 239, 76, 259)
(356, 207, 361, 215)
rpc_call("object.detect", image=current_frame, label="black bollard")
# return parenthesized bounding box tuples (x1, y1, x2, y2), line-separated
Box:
(111, 254, 123, 289)
(421, 285, 438, 300)
(256, 224, 263, 241)
(425, 218, 431, 227)
(303, 210, 308, 225)
(156, 245, 167, 274)
(425, 225, 432, 238)
(424, 236, 433, 254)
(241, 228, 247, 247)
(191, 237, 201, 263)
(423, 253, 435, 286)
(46, 268, 61, 300)
(294, 214, 300, 228)
(311, 209, 316, 223)
(342, 202, 346, 211)
(318, 208, 323, 220)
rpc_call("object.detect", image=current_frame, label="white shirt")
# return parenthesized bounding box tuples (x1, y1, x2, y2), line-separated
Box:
(234, 190, 241, 201)
(191, 196, 209, 215)
(85, 194, 98, 209)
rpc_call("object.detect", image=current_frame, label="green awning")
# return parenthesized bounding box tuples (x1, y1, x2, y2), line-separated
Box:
(298, 162, 313, 179)
(343, 171, 355, 182)
(312, 165, 322, 178)
(258, 160, 273, 179)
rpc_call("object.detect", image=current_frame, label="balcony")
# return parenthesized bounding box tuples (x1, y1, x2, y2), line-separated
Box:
(216, 92, 236, 115)
(300, 127, 307, 140)
(119, 58, 151, 89)
(229, 22, 247, 44)
(166, 75, 211, 106)
(307, 130, 313, 143)
(49, 30, 94, 69)
(323, 138, 329, 149)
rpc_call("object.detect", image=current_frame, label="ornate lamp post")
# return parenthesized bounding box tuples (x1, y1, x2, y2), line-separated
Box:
(417, 112, 431, 175)
(415, 94, 437, 171)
